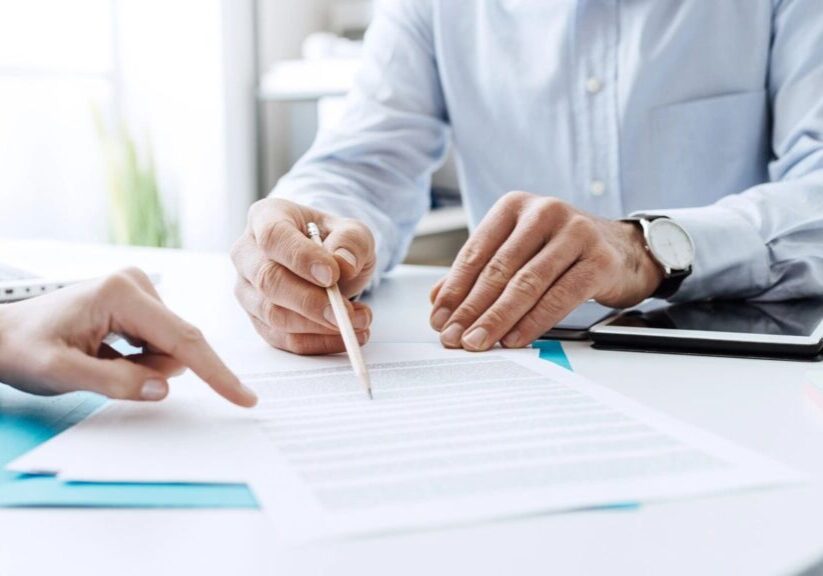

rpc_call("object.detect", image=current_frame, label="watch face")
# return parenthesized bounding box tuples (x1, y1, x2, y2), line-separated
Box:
(647, 219, 694, 270)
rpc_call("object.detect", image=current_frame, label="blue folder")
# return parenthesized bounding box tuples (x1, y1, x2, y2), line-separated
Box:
(0, 388, 257, 508)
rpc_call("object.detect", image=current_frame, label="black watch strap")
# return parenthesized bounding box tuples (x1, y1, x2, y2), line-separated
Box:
(653, 269, 689, 299)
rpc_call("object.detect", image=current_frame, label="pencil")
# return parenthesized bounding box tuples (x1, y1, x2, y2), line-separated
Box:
(307, 222, 373, 399)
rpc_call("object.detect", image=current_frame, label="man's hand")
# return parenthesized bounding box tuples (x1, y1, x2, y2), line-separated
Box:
(232, 197, 377, 355)
(429, 191, 663, 351)
(0, 268, 257, 406)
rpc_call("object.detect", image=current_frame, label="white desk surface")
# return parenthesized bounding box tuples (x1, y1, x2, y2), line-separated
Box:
(1, 239, 823, 576)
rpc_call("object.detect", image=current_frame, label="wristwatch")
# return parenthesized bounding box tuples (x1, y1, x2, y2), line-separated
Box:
(622, 215, 695, 299)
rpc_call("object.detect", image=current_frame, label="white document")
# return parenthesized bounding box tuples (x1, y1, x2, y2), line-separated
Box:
(7, 342, 536, 483)
(6, 372, 269, 483)
(240, 346, 802, 542)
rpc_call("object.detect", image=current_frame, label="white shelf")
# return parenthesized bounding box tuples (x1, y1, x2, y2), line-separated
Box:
(258, 59, 359, 102)
(414, 206, 467, 237)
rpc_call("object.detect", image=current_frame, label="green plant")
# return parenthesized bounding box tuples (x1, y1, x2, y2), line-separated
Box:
(95, 112, 180, 248)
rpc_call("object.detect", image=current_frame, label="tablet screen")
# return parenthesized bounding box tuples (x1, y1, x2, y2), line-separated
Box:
(608, 299, 823, 337)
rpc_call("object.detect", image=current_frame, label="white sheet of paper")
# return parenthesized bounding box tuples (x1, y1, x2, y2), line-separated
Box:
(6, 375, 269, 483)
(7, 342, 537, 483)
(240, 346, 803, 542)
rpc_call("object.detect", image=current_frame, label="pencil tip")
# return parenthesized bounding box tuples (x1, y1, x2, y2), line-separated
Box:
(368, 388, 374, 400)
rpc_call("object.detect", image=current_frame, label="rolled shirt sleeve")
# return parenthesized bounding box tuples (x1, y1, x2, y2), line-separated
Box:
(646, 0, 823, 302)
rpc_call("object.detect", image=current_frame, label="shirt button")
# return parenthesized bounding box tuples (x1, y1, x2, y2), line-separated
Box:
(585, 77, 603, 94)
(590, 180, 606, 196)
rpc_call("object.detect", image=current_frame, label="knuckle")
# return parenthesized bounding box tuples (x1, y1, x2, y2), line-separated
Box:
(479, 307, 507, 332)
(538, 295, 568, 324)
(98, 272, 134, 299)
(453, 300, 484, 323)
(457, 244, 487, 271)
(298, 288, 325, 318)
(502, 190, 530, 206)
(435, 286, 461, 308)
(255, 260, 283, 295)
(481, 257, 513, 287)
(539, 198, 570, 221)
(511, 268, 545, 300)
(265, 303, 286, 329)
(567, 214, 596, 238)
(173, 323, 205, 353)
(257, 219, 289, 252)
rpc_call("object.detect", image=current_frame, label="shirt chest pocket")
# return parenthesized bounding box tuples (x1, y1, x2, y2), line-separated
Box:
(651, 90, 771, 208)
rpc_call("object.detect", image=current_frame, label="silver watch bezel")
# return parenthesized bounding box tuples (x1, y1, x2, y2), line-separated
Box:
(637, 217, 695, 277)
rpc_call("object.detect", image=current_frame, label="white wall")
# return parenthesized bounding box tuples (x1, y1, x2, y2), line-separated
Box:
(0, 0, 114, 244)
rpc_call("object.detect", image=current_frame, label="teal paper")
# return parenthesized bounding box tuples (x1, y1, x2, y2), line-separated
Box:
(533, 340, 573, 371)
(0, 387, 257, 508)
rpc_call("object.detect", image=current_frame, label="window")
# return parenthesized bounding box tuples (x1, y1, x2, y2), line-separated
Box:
(0, 0, 117, 242)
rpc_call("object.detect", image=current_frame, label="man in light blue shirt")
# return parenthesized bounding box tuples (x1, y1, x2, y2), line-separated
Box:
(232, 0, 823, 354)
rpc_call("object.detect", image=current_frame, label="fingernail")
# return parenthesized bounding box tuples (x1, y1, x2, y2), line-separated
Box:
(311, 264, 333, 286)
(431, 307, 452, 331)
(357, 331, 369, 345)
(334, 248, 357, 268)
(171, 366, 187, 377)
(323, 305, 338, 327)
(440, 323, 464, 348)
(462, 327, 490, 350)
(353, 311, 370, 330)
(141, 379, 168, 401)
(503, 330, 520, 348)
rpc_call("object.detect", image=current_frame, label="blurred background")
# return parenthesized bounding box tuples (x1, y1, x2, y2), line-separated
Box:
(0, 0, 466, 265)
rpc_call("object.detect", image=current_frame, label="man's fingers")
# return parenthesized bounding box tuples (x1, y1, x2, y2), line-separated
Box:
(104, 280, 257, 407)
(502, 262, 598, 348)
(437, 220, 549, 348)
(457, 239, 583, 351)
(250, 317, 370, 355)
(50, 348, 170, 402)
(322, 218, 375, 283)
(248, 203, 340, 288)
(234, 278, 370, 334)
(238, 252, 364, 330)
(430, 200, 518, 330)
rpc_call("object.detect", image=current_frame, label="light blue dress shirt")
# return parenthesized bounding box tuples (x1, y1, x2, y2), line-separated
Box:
(274, 0, 823, 301)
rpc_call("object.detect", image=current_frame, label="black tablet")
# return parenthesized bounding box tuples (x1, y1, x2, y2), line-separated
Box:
(589, 299, 823, 360)
(540, 301, 617, 341)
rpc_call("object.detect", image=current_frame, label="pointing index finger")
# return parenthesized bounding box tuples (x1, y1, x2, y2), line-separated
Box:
(110, 288, 258, 408)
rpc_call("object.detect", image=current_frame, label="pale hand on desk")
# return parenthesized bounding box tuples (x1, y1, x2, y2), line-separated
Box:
(0, 268, 257, 407)
(430, 191, 664, 351)
(232, 197, 376, 355)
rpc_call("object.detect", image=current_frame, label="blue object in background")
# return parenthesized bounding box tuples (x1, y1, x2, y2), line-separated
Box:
(0, 387, 257, 508)
(533, 340, 573, 371)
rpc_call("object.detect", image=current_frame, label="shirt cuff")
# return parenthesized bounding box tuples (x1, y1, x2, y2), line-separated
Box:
(633, 205, 770, 302)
